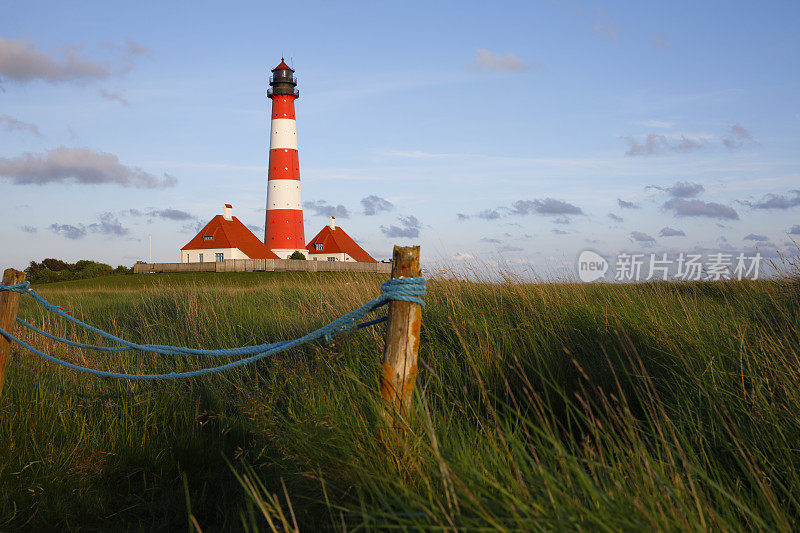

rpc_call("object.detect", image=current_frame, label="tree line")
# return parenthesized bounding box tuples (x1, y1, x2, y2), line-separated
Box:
(24, 259, 132, 284)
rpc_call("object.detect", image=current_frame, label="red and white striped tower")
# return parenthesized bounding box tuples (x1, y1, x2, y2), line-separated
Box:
(264, 59, 305, 258)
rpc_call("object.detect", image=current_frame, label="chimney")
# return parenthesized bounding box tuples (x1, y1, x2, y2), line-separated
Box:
(329, 216, 336, 230)
(223, 204, 233, 221)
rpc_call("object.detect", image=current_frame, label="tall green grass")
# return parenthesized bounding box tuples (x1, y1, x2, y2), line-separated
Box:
(1, 267, 799, 530)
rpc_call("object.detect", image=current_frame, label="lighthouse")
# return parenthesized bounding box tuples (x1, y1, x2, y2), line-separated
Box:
(264, 59, 305, 258)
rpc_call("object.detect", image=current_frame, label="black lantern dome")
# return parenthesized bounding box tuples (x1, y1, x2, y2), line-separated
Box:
(267, 58, 298, 98)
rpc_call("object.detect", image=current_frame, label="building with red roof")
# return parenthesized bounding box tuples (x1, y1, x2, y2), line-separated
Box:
(181, 204, 279, 263)
(305, 217, 377, 263)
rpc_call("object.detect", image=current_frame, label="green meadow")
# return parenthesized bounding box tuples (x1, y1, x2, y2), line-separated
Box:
(1, 268, 799, 531)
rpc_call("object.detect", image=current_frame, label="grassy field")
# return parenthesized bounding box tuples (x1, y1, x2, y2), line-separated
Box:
(1, 267, 799, 531)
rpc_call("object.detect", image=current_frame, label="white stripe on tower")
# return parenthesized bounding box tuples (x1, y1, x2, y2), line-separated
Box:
(267, 180, 302, 209)
(270, 119, 298, 150)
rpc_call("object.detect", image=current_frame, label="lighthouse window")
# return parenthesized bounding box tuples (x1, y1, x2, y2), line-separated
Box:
(315, 243, 323, 251)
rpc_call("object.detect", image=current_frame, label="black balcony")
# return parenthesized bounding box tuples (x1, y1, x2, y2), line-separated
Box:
(267, 88, 300, 98)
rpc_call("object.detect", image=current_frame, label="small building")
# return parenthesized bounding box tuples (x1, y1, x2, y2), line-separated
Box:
(305, 217, 377, 262)
(181, 204, 279, 263)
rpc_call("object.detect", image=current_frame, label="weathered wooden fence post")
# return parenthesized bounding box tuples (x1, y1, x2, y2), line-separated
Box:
(380, 245, 422, 430)
(0, 268, 26, 395)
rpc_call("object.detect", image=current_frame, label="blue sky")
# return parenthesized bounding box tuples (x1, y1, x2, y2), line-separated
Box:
(1, 0, 799, 274)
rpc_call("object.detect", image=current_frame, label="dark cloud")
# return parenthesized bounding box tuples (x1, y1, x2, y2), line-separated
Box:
(361, 195, 393, 216)
(381, 215, 420, 238)
(608, 213, 623, 222)
(460, 199, 582, 221)
(147, 208, 194, 221)
(511, 198, 583, 216)
(49, 223, 86, 240)
(19, 225, 37, 233)
(0, 114, 42, 137)
(617, 198, 639, 209)
(99, 89, 129, 106)
(0, 36, 149, 85)
(722, 124, 755, 149)
(659, 227, 685, 237)
(0, 147, 177, 188)
(304, 200, 350, 219)
(471, 49, 538, 72)
(246, 224, 264, 234)
(789, 225, 800, 235)
(88, 212, 128, 236)
(740, 191, 800, 210)
(181, 220, 205, 234)
(623, 134, 706, 156)
(630, 231, 656, 243)
(744, 233, 768, 242)
(498, 245, 523, 253)
(663, 198, 739, 220)
(552, 228, 568, 235)
(481, 237, 502, 243)
(648, 181, 705, 198)
(456, 208, 505, 221)
(477, 208, 504, 220)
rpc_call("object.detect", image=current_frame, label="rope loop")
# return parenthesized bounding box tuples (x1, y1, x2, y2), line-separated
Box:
(0, 281, 31, 294)
(380, 276, 426, 306)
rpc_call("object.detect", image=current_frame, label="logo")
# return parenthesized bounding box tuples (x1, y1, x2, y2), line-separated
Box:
(577, 250, 609, 282)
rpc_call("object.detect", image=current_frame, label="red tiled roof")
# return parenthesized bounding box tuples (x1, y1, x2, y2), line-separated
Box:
(305, 225, 376, 263)
(181, 215, 280, 259)
(273, 58, 292, 71)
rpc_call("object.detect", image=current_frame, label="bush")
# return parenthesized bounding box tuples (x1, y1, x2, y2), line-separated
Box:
(24, 258, 131, 284)
(288, 251, 306, 260)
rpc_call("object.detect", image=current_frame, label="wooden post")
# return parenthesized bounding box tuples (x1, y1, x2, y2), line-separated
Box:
(0, 268, 26, 395)
(380, 245, 422, 429)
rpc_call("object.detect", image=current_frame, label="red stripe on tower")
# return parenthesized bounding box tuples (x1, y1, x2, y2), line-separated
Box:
(264, 58, 305, 257)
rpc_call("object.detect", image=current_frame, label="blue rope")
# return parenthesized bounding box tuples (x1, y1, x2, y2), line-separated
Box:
(0, 277, 426, 380)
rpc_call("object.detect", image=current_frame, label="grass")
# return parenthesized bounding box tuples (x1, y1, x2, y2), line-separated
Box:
(1, 267, 799, 531)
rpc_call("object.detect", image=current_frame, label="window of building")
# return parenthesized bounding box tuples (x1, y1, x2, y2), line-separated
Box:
(203, 236, 213, 241)
(327, 257, 336, 262)
(315, 243, 323, 251)
(199, 253, 204, 263)
(215, 253, 224, 262)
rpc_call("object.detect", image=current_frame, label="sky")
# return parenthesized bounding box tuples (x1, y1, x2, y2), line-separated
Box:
(1, 0, 799, 278)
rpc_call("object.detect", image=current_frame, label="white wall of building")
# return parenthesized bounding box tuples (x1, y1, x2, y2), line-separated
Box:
(308, 252, 356, 262)
(181, 247, 248, 263)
